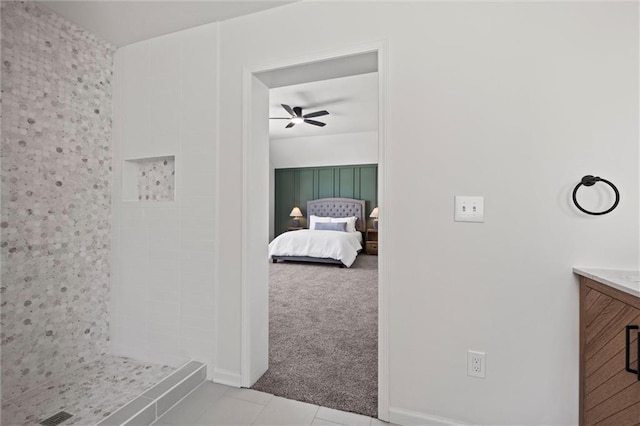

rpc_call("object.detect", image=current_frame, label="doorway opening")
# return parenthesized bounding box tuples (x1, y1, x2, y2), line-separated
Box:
(240, 44, 388, 421)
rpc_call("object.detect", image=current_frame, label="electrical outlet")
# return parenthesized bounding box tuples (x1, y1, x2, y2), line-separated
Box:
(467, 350, 486, 378)
(454, 196, 484, 222)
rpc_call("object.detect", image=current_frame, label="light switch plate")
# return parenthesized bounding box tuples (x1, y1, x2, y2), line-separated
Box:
(454, 196, 484, 222)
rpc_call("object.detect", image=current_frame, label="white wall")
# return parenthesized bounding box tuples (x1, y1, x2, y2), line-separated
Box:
(243, 75, 270, 385)
(111, 23, 218, 372)
(217, 2, 639, 425)
(269, 161, 275, 241)
(109, 2, 640, 424)
(270, 131, 378, 169)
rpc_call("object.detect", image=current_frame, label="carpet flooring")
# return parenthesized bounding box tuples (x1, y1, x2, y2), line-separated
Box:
(251, 254, 378, 418)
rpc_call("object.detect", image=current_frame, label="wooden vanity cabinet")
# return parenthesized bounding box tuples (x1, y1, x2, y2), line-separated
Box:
(579, 276, 640, 425)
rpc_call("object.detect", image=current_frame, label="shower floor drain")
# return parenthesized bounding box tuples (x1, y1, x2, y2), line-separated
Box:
(39, 411, 73, 426)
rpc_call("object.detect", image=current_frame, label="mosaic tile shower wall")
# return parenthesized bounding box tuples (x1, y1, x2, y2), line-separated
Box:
(0, 2, 115, 401)
(136, 157, 175, 201)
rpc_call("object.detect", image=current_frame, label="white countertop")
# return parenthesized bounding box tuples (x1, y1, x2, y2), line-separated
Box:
(573, 267, 640, 298)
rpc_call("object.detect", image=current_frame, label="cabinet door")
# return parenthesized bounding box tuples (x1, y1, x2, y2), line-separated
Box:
(583, 287, 640, 425)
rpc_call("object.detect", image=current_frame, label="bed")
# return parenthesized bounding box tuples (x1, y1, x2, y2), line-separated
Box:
(269, 198, 366, 267)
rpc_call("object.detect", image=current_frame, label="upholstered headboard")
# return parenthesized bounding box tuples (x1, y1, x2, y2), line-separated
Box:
(307, 198, 366, 232)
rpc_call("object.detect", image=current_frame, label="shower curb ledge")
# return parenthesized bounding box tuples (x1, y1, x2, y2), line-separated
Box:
(97, 361, 206, 426)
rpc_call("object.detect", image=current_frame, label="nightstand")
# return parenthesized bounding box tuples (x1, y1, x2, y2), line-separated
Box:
(365, 228, 378, 255)
(287, 227, 303, 231)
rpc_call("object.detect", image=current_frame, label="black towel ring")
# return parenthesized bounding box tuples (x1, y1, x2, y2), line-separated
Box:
(572, 175, 620, 216)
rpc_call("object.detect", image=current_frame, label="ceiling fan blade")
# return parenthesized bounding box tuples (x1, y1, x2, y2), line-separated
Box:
(293, 106, 303, 117)
(281, 104, 294, 116)
(304, 119, 326, 127)
(269, 117, 291, 119)
(303, 110, 329, 119)
(285, 122, 296, 128)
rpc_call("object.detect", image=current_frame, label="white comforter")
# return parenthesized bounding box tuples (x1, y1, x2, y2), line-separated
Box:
(269, 230, 363, 267)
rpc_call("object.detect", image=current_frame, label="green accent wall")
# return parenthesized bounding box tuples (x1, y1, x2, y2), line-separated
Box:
(274, 164, 378, 237)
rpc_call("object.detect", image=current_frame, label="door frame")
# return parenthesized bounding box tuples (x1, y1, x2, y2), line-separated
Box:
(240, 40, 390, 421)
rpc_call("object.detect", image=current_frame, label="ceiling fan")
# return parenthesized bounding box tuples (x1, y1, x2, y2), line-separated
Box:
(270, 104, 329, 128)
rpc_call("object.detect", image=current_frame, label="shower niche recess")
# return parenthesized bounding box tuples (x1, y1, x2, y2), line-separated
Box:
(123, 156, 176, 202)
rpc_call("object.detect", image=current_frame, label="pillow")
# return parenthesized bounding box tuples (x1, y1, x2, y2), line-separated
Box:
(330, 216, 358, 233)
(314, 222, 347, 232)
(309, 215, 331, 230)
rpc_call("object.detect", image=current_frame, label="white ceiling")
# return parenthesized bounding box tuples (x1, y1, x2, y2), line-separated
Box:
(39, 1, 296, 46)
(269, 72, 379, 140)
(38, 1, 378, 140)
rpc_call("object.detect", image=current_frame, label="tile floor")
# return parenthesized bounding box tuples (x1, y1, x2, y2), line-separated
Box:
(156, 381, 392, 426)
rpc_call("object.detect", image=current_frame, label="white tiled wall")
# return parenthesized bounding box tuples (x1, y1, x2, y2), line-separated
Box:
(111, 23, 219, 369)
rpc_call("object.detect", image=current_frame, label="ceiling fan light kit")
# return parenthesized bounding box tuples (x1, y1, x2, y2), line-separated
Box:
(270, 104, 330, 128)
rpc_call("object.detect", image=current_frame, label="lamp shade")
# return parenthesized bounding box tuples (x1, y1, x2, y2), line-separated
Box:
(290, 207, 303, 217)
(369, 207, 379, 218)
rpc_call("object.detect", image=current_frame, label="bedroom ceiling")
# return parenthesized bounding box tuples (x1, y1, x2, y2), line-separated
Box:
(39, 1, 297, 46)
(269, 72, 379, 140)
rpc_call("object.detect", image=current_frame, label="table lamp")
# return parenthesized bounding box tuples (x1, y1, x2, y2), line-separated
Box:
(370, 207, 379, 229)
(290, 207, 303, 227)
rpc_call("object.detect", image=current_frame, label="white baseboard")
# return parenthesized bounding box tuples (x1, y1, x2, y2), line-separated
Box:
(389, 407, 468, 426)
(212, 368, 242, 388)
